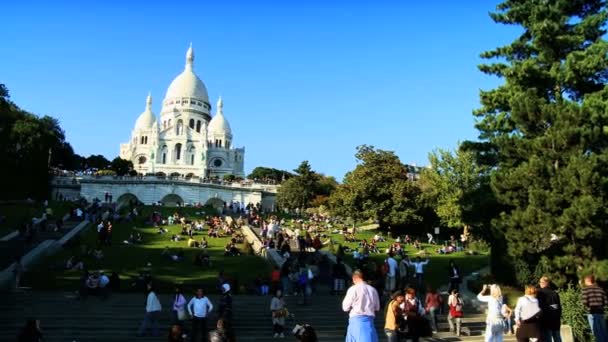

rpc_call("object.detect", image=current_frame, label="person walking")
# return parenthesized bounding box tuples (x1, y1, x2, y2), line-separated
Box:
(537, 276, 562, 342)
(137, 283, 162, 337)
(188, 288, 214, 342)
(477, 284, 508, 342)
(270, 289, 288, 338)
(398, 256, 410, 289)
(514, 285, 542, 342)
(384, 252, 398, 294)
(425, 287, 442, 334)
(448, 288, 464, 336)
(342, 270, 380, 342)
(332, 257, 348, 295)
(403, 287, 427, 342)
(582, 275, 608, 342)
(384, 290, 405, 342)
(172, 285, 188, 324)
(448, 260, 461, 292)
(218, 283, 233, 321)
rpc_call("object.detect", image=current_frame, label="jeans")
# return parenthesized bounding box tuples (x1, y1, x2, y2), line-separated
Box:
(484, 324, 504, 342)
(588, 314, 608, 342)
(428, 306, 439, 332)
(415, 273, 424, 292)
(137, 310, 160, 336)
(281, 276, 290, 294)
(542, 329, 562, 342)
(385, 329, 399, 342)
(333, 278, 345, 292)
(385, 276, 396, 293)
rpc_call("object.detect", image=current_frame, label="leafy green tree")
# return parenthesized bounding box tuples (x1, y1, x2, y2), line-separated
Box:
(469, 0, 608, 285)
(85, 154, 110, 170)
(276, 161, 337, 210)
(109, 157, 133, 176)
(247, 166, 292, 183)
(420, 146, 497, 239)
(329, 145, 422, 230)
(223, 174, 236, 182)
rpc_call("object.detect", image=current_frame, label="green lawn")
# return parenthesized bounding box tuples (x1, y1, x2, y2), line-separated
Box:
(0, 201, 76, 236)
(23, 206, 270, 293)
(331, 229, 488, 291)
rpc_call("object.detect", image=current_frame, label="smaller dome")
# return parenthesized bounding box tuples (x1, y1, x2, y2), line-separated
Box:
(135, 94, 156, 130)
(208, 97, 232, 135)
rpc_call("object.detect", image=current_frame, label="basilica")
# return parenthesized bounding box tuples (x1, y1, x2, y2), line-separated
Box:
(120, 45, 245, 178)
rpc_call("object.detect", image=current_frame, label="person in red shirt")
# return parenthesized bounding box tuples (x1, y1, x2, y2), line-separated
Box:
(425, 287, 442, 334)
(270, 266, 281, 293)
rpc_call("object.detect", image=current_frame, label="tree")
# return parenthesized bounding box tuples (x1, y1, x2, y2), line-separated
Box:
(469, 0, 608, 285)
(109, 157, 133, 176)
(329, 145, 422, 230)
(276, 161, 337, 210)
(247, 166, 292, 183)
(85, 154, 110, 170)
(419, 146, 497, 239)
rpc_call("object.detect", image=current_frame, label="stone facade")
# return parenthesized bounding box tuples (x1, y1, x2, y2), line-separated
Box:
(52, 176, 277, 211)
(120, 45, 244, 178)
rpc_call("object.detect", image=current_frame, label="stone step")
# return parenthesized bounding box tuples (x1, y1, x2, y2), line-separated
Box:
(0, 291, 498, 342)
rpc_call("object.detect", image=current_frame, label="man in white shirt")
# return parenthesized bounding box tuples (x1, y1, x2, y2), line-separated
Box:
(342, 270, 380, 342)
(188, 288, 214, 342)
(384, 253, 398, 293)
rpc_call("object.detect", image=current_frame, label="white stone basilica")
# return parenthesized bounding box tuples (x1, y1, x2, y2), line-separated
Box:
(120, 45, 245, 178)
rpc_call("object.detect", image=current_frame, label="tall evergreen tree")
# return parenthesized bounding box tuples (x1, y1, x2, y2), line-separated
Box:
(472, 0, 608, 285)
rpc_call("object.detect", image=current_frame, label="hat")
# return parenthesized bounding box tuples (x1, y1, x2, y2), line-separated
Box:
(222, 283, 231, 293)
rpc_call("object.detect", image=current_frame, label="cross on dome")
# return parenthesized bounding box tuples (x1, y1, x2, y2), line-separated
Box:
(217, 96, 223, 114)
(186, 43, 194, 71)
(146, 92, 152, 109)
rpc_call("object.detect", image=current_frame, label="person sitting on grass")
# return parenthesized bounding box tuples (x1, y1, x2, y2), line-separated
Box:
(373, 233, 385, 242)
(171, 234, 181, 242)
(200, 237, 209, 248)
(369, 240, 380, 254)
(188, 237, 199, 248)
(157, 226, 168, 234)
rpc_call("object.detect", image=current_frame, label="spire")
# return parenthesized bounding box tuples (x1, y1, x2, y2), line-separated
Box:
(146, 92, 152, 110)
(185, 42, 194, 71)
(217, 96, 223, 115)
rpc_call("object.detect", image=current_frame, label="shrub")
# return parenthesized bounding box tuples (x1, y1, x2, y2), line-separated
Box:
(559, 284, 592, 342)
(468, 239, 490, 254)
(95, 169, 116, 176)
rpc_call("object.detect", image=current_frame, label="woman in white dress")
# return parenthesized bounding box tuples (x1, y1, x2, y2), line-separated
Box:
(477, 284, 508, 342)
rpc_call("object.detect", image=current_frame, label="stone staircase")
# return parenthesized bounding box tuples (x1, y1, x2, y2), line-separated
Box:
(0, 290, 516, 342)
(0, 219, 81, 270)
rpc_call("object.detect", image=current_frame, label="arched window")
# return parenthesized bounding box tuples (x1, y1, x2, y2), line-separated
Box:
(189, 146, 196, 165)
(145, 136, 148, 144)
(196, 120, 201, 133)
(189, 119, 195, 129)
(161, 145, 168, 164)
(176, 120, 184, 135)
(175, 143, 182, 161)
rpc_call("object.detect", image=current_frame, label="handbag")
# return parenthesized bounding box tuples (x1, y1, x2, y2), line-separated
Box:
(177, 308, 189, 320)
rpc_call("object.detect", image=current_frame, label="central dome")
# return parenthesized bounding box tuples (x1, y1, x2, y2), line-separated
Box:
(164, 45, 209, 103)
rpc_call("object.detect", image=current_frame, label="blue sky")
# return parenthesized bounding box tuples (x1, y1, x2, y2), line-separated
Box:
(1, 1, 519, 179)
